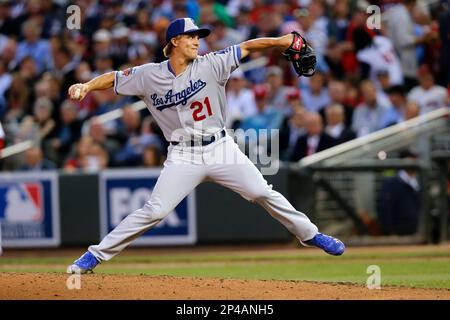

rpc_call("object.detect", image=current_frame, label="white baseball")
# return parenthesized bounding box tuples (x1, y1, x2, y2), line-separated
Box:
(74, 88, 81, 99)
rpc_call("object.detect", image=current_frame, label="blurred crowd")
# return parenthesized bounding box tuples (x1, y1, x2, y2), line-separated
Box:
(0, 0, 449, 172)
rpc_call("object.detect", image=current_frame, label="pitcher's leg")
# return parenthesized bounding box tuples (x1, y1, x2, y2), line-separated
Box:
(88, 161, 205, 262)
(207, 137, 318, 242)
(257, 188, 319, 241)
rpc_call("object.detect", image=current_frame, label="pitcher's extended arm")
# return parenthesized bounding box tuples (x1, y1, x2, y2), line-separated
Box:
(239, 34, 294, 59)
(68, 71, 115, 101)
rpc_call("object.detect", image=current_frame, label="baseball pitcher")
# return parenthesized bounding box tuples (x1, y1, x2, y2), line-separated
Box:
(67, 18, 344, 274)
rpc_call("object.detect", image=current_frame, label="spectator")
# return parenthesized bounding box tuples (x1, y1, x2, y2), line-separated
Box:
(0, 0, 20, 37)
(98, 9, 119, 32)
(411, 4, 433, 66)
(111, 24, 131, 68)
(279, 105, 307, 161)
(208, 19, 244, 51)
(34, 73, 63, 120)
(225, 69, 257, 129)
(239, 84, 284, 156)
(290, 112, 336, 162)
(327, 0, 349, 44)
(24, 0, 60, 39)
(92, 85, 130, 120)
(113, 106, 158, 167)
(375, 70, 394, 110)
(30, 96, 56, 158)
(15, 114, 39, 146)
(25, 96, 54, 137)
(405, 101, 421, 120)
(3, 74, 29, 140)
(243, 50, 269, 84)
(199, 0, 234, 28)
(112, 105, 141, 145)
(82, 142, 109, 172)
(383, 0, 434, 90)
(15, 19, 53, 73)
(285, 88, 302, 113)
(308, 1, 328, 35)
(226, 0, 253, 18)
(13, 56, 39, 117)
(129, 8, 158, 47)
(294, 5, 328, 72)
(266, 66, 292, 113)
(300, 72, 330, 113)
(255, 7, 282, 39)
(325, 0, 358, 78)
(381, 85, 408, 128)
(324, 103, 356, 144)
(153, 16, 171, 63)
(344, 10, 376, 77)
(233, 6, 259, 42)
(377, 150, 421, 235)
(92, 29, 113, 62)
(354, 27, 404, 87)
(127, 43, 154, 67)
(0, 58, 12, 117)
(352, 80, 388, 137)
(142, 145, 164, 167)
(327, 80, 354, 127)
(92, 53, 114, 78)
(407, 65, 448, 114)
(342, 78, 360, 110)
(52, 46, 77, 94)
(67, 34, 89, 66)
(18, 146, 56, 171)
(88, 120, 121, 163)
(239, 84, 284, 133)
(172, 2, 189, 21)
(50, 99, 82, 164)
(64, 135, 93, 172)
(139, 115, 165, 152)
(0, 37, 17, 70)
(17, 55, 39, 88)
(148, 0, 174, 23)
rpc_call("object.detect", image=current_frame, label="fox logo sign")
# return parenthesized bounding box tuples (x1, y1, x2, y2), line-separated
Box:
(101, 169, 196, 245)
(110, 187, 184, 228)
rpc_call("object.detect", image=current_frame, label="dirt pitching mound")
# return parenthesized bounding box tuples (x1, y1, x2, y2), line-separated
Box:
(1, 273, 449, 300)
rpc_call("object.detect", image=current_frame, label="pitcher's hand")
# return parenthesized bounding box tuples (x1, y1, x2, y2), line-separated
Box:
(68, 83, 89, 101)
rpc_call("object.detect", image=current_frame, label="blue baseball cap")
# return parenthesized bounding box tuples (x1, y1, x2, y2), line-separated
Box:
(165, 18, 210, 45)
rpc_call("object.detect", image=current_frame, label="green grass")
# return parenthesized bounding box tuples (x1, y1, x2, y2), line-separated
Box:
(1, 248, 449, 289)
(96, 260, 450, 289)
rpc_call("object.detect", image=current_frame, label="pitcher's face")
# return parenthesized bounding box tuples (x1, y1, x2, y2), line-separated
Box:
(174, 33, 200, 61)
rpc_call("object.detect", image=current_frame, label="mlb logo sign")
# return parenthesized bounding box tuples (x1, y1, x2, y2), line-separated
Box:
(0, 183, 44, 223)
(0, 172, 60, 247)
(100, 169, 196, 245)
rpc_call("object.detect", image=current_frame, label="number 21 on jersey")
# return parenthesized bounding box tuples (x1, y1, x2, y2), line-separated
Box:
(190, 97, 213, 121)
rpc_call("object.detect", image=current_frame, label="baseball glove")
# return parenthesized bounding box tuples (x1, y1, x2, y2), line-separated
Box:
(282, 31, 317, 77)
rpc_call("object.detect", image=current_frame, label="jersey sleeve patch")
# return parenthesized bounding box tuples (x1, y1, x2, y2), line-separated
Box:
(121, 67, 136, 77)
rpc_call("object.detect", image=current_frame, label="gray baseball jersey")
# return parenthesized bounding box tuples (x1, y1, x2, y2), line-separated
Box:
(114, 45, 241, 142)
(84, 44, 320, 264)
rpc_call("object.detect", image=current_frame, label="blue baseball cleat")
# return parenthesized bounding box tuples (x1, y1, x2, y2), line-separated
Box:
(66, 251, 100, 274)
(304, 233, 345, 256)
